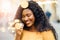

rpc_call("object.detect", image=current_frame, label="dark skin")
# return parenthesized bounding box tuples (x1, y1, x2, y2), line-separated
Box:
(15, 9, 55, 40)
(15, 9, 37, 40)
(22, 9, 37, 32)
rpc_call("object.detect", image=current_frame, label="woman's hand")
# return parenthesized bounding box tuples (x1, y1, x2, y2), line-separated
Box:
(9, 19, 24, 36)
(11, 19, 24, 40)
(15, 22, 24, 36)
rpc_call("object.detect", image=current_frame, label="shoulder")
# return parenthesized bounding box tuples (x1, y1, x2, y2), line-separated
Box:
(41, 30, 53, 35)
(41, 30, 55, 40)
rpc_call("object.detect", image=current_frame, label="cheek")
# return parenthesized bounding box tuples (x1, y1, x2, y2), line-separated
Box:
(29, 15, 35, 23)
(22, 18, 25, 23)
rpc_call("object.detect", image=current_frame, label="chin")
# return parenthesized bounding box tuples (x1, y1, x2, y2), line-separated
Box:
(26, 24, 32, 27)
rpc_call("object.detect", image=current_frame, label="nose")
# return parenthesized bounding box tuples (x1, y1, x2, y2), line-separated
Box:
(24, 16, 29, 21)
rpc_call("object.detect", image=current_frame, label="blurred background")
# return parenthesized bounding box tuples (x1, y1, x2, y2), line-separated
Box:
(0, 0, 60, 40)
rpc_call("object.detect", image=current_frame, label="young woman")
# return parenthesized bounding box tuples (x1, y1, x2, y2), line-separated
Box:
(14, 1, 57, 40)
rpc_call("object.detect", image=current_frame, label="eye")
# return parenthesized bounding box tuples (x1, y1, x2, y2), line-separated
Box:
(26, 13, 31, 17)
(22, 15, 25, 21)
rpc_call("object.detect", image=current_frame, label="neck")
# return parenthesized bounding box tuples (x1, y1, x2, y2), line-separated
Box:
(29, 25, 37, 32)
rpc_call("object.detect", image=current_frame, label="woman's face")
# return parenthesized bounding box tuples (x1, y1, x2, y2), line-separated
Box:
(22, 9, 35, 27)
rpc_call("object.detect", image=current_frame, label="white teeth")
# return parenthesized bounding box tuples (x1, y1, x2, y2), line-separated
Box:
(26, 21, 29, 23)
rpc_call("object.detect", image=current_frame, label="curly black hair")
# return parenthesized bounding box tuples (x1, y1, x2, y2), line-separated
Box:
(14, 1, 57, 40)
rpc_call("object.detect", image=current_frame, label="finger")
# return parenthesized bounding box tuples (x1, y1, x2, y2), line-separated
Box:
(15, 29, 23, 35)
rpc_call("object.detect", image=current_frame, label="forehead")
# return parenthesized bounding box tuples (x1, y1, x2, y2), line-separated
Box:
(22, 9, 33, 15)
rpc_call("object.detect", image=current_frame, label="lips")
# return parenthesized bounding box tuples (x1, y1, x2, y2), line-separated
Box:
(25, 21, 30, 25)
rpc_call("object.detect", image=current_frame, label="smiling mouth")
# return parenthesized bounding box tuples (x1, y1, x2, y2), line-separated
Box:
(25, 21, 30, 25)
(26, 22, 30, 24)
